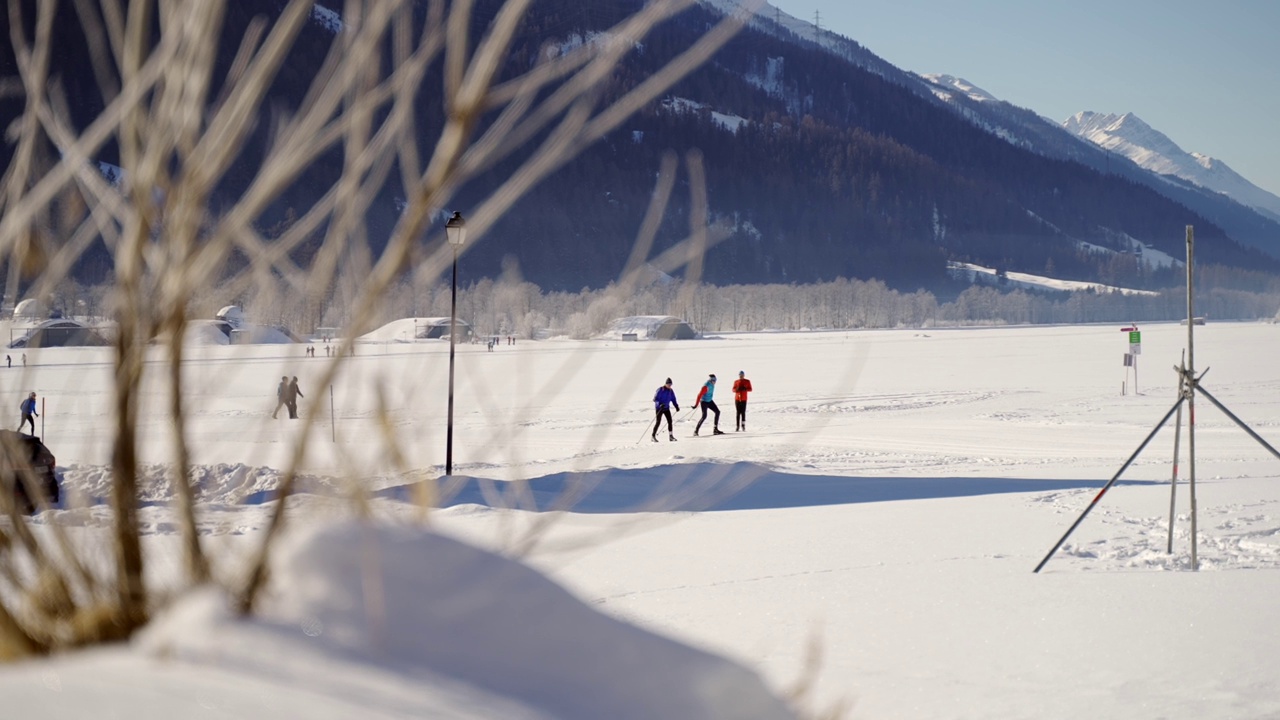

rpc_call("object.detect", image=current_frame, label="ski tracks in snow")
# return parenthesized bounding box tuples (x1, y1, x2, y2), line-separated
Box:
(1033, 485, 1280, 570)
(772, 388, 1002, 415)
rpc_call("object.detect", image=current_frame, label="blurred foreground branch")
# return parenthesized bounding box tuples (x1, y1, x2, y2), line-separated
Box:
(0, 0, 753, 652)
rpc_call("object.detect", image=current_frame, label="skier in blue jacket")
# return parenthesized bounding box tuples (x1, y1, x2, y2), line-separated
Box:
(652, 378, 680, 442)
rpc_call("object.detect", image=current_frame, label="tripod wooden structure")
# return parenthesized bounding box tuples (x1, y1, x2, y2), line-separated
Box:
(1035, 227, 1280, 572)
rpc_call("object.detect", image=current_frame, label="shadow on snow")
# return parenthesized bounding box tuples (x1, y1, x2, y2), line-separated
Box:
(375, 462, 1153, 514)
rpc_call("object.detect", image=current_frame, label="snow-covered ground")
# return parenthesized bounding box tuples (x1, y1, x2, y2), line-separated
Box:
(3, 320, 1280, 718)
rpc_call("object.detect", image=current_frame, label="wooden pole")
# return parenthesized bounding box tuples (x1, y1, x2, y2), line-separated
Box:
(1166, 373, 1184, 554)
(1186, 225, 1198, 570)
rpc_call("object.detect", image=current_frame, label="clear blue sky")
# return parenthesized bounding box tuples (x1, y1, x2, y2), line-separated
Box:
(769, 0, 1280, 197)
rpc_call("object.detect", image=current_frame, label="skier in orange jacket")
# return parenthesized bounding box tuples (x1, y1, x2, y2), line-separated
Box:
(732, 370, 753, 432)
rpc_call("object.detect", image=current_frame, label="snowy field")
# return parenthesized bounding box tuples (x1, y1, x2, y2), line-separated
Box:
(3, 320, 1280, 718)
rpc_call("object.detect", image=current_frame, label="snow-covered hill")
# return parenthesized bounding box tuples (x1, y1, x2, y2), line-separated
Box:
(948, 262, 1159, 296)
(1064, 111, 1280, 224)
(920, 74, 999, 104)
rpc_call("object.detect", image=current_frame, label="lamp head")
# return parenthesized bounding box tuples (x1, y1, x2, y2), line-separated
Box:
(445, 211, 467, 246)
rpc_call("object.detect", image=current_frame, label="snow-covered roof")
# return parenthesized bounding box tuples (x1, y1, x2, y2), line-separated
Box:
(13, 298, 45, 319)
(602, 316, 696, 340)
(8, 319, 112, 348)
(360, 318, 471, 343)
(216, 306, 245, 329)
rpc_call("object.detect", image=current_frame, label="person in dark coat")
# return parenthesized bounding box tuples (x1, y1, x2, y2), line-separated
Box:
(271, 376, 288, 419)
(652, 378, 680, 442)
(18, 392, 37, 435)
(286, 376, 304, 419)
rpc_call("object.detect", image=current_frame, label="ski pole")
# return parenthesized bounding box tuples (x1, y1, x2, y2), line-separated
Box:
(637, 416, 654, 444)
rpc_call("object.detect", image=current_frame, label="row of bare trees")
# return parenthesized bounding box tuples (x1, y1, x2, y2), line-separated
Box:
(182, 273, 1280, 338)
(25, 270, 1280, 343)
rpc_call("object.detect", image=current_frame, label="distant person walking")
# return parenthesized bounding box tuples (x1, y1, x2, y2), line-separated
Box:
(271, 376, 288, 419)
(5, 355, 9, 368)
(651, 377, 680, 442)
(732, 370, 753, 432)
(694, 374, 723, 436)
(21, 353, 26, 367)
(17, 392, 37, 435)
(286, 376, 304, 419)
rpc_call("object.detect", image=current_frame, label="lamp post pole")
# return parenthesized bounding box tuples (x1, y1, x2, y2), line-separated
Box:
(445, 211, 466, 476)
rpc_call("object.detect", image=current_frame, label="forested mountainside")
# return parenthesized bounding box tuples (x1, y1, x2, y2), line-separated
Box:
(920, 78, 1280, 256)
(4, 0, 1278, 295)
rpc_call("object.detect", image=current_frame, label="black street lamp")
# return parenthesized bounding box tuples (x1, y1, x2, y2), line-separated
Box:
(445, 211, 466, 476)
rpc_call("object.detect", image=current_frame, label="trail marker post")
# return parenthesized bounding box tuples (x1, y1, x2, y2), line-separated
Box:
(1120, 325, 1139, 394)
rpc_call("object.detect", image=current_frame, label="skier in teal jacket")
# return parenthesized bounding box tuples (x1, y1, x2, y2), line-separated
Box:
(694, 374, 723, 436)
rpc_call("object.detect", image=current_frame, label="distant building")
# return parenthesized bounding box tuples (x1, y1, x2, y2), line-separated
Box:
(180, 308, 300, 345)
(9, 319, 111, 348)
(215, 305, 246, 329)
(416, 317, 474, 340)
(12, 298, 47, 322)
(604, 316, 698, 340)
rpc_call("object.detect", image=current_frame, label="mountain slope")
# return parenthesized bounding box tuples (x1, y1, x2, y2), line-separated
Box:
(914, 71, 1280, 259)
(6, 0, 1280, 294)
(1064, 111, 1280, 224)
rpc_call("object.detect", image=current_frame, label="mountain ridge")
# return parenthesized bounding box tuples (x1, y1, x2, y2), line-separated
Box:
(4, 0, 1280, 295)
(1064, 110, 1280, 224)
(912, 67, 1280, 260)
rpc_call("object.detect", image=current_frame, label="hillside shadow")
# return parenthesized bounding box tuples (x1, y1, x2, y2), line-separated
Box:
(375, 462, 1155, 513)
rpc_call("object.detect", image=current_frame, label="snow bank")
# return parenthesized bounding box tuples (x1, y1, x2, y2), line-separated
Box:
(136, 521, 793, 720)
(240, 325, 299, 344)
(183, 320, 231, 346)
(360, 318, 430, 343)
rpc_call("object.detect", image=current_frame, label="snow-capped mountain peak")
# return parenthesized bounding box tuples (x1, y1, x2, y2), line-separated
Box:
(1063, 111, 1280, 222)
(1063, 111, 1181, 160)
(920, 74, 997, 103)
